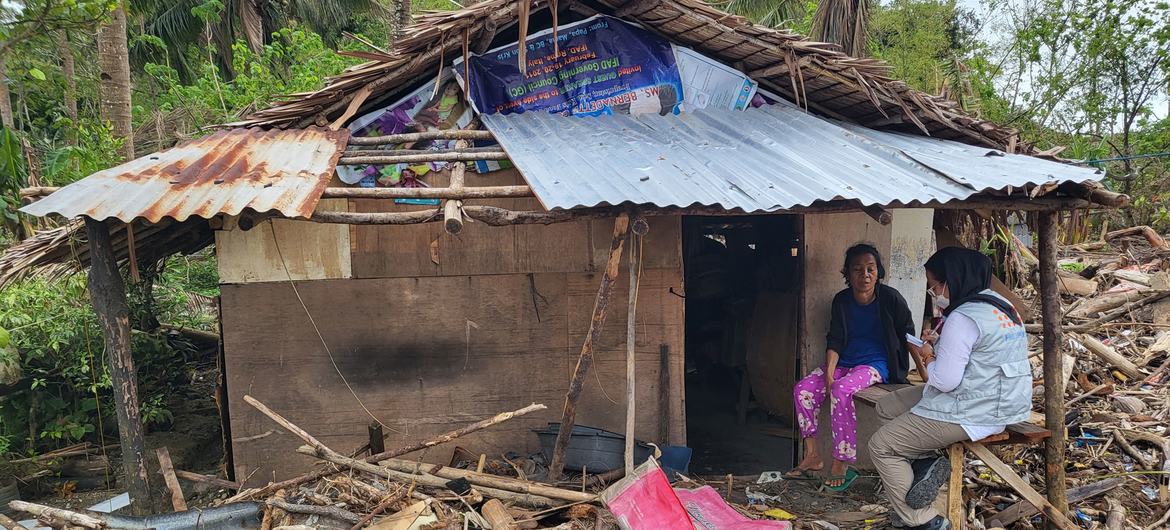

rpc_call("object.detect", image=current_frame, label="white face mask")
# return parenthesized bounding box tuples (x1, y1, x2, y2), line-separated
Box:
(933, 293, 950, 310)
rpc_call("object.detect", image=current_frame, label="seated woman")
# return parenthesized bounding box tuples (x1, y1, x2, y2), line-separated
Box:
(787, 244, 915, 490)
(868, 247, 1032, 530)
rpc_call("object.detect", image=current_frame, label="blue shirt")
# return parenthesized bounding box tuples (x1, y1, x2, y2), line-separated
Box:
(839, 296, 889, 382)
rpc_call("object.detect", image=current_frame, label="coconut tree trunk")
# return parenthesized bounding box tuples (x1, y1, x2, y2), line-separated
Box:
(397, 0, 412, 38)
(58, 31, 78, 146)
(0, 53, 13, 129)
(811, 0, 870, 57)
(97, 2, 134, 161)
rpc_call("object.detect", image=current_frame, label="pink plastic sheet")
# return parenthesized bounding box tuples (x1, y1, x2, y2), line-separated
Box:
(675, 486, 793, 530)
(602, 459, 794, 530)
(601, 459, 693, 529)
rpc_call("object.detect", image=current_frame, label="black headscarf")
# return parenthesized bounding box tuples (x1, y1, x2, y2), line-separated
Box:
(924, 247, 1022, 325)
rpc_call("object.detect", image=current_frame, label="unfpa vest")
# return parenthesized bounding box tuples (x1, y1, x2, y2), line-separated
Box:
(912, 290, 1032, 426)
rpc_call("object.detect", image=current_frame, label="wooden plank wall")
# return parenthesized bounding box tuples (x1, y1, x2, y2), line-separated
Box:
(218, 169, 686, 484)
(801, 212, 892, 469)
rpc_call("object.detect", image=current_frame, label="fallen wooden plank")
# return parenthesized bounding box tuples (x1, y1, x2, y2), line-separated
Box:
(988, 477, 1124, 528)
(963, 442, 1080, 530)
(155, 447, 188, 512)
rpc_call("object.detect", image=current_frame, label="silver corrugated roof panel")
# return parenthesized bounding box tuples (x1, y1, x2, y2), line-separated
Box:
(21, 127, 350, 223)
(837, 122, 1103, 193)
(481, 103, 1102, 211)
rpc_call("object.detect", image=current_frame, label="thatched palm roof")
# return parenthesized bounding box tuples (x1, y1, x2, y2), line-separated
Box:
(234, 0, 1023, 151)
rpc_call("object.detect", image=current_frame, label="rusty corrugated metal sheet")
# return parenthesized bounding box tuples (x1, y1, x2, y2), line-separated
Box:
(21, 127, 350, 223)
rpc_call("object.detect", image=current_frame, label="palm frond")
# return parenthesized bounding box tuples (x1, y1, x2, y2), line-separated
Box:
(721, 0, 807, 28)
(811, 0, 869, 56)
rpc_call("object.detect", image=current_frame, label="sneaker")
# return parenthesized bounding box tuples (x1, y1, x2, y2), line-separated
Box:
(906, 455, 950, 509)
(911, 515, 952, 530)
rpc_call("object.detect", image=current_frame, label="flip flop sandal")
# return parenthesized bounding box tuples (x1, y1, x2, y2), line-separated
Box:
(782, 468, 821, 480)
(822, 467, 860, 492)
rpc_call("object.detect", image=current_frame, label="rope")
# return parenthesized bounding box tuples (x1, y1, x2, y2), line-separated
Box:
(268, 223, 404, 435)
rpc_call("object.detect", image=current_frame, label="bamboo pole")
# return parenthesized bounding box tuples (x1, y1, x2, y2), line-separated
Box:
(549, 212, 630, 480)
(84, 217, 155, 515)
(338, 151, 506, 165)
(1038, 210, 1069, 521)
(346, 129, 494, 146)
(321, 185, 532, 200)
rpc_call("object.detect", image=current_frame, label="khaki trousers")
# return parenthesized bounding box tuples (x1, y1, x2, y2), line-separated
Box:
(869, 386, 968, 527)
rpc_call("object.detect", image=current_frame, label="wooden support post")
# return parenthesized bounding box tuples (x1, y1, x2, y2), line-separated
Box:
(1038, 210, 1069, 523)
(155, 447, 187, 512)
(549, 212, 630, 480)
(625, 216, 647, 474)
(444, 139, 469, 235)
(947, 443, 964, 526)
(84, 217, 155, 515)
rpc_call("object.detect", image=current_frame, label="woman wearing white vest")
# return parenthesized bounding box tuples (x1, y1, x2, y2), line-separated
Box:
(868, 247, 1032, 530)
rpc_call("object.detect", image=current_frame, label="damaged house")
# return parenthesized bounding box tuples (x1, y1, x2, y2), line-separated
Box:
(4, 0, 1123, 511)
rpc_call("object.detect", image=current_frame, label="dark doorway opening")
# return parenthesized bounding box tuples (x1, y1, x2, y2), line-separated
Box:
(682, 215, 802, 475)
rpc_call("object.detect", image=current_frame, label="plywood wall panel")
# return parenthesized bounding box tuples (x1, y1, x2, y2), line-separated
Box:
(222, 268, 685, 484)
(215, 199, 352, 283)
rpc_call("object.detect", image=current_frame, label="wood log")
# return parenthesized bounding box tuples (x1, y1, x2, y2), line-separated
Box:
(18, 186, 58, 198)
(1037, 211, 1069, 518)
(861, 204, 892, 225)
(267, 500, 360, 525)
(7, 502, 103, 529)
(443, 140, 469, 235)
(173, 470, 241, 490)
(338, 151, 507, 165)
(154, 447, 187, 512)
(481, 499, 518, 530)
(344, 146, 502, 157)
(1067, 290, 1149, 319)
(963, 442, 1079, 530)
(988, 477, 1124, 527)
(0, 515, 29, 530)
(1062, 292, 1170, 332)
(549, 213, 630, 480)
(347, 129, 494, 146)
(242, 395, 330, 454)
(1105, 226, 1169, 250)
(1072, 334, 1142, 379)
(320, 185, 533, 200)
(1112, 269, 1151, 286)
(84, 217, 155, 515)
(296, 446, 563, 509)
(1105, 498, 1125, 530)
(1056, 269, 1097, 296)
(376, 457, 597, 503)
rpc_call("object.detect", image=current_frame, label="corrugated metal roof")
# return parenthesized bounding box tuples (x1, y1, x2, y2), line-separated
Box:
(481, 104, 1102, 211)
(837, 122, 1103, 193)
(21, 127, 350, 223)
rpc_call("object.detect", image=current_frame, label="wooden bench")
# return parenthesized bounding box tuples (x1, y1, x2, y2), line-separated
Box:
(855, 384, 1073, 529)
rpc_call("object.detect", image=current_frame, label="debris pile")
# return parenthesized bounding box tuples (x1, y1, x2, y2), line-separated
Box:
(967, 226, 1170, 529)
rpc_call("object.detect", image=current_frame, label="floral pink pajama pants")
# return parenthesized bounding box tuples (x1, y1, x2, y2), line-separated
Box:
(793, 365, 882, 462)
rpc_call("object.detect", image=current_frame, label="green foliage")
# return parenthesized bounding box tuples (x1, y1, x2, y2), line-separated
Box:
(0, 252, 219, 455)
(1060, 262, 1086, 273)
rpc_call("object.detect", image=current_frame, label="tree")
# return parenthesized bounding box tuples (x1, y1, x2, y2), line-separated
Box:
(97, 2, 135, 161)
(720, 0, 810, 30)
(132, 0, 389, 82)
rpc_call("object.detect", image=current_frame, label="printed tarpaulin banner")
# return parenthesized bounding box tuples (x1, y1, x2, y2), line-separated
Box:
(458, 15, 684, 116)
